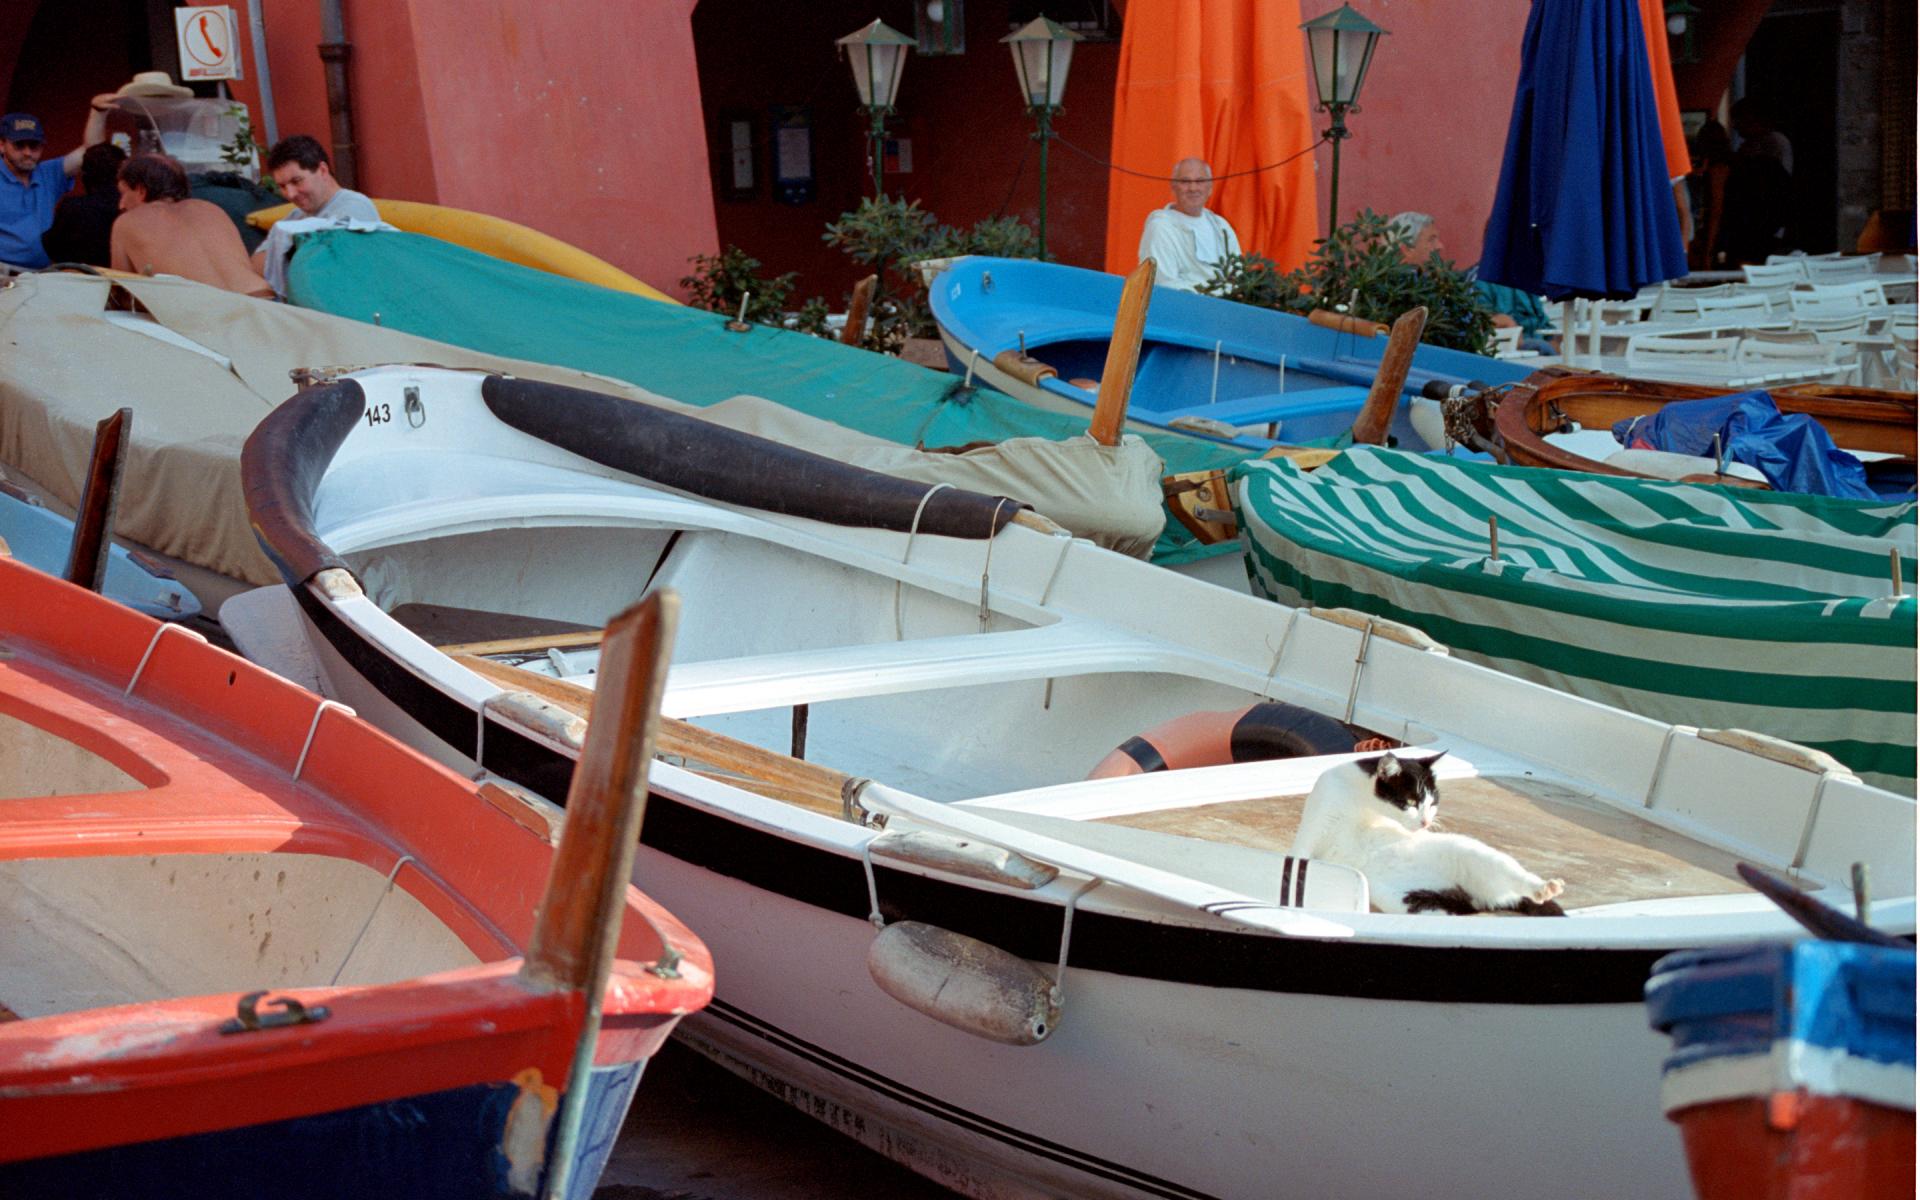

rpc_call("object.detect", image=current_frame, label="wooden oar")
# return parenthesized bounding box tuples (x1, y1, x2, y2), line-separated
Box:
(840, 273, 878, 346)
(62, 407, 131, 593)
(1089, 259, 1156, 446)
(1349, 306, 1428, 445)
(523, 590, 678, 1200)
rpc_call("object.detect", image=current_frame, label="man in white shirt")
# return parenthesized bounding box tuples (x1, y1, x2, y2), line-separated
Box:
(251, 134, 382, 297)
(1136, 157, 1242, 292)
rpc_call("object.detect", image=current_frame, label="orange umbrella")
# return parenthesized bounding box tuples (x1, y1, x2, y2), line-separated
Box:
(1638, 0, 1692, 181)
(1103, 0, 1320, 277)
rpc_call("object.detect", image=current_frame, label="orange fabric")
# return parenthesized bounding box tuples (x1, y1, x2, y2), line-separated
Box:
(1104, 0, 1320, 276)
(1638, 0, 1693, 181)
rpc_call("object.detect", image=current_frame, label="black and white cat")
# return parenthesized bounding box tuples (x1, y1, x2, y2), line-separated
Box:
(1291, 751, 1566, 916)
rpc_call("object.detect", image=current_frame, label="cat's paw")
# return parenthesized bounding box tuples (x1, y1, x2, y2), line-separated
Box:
(1530, 878, 1565, 903)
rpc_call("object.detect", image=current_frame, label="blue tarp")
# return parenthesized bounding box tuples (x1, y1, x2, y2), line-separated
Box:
(1612, 391, 1876, 500)
(1479, 0, 1688, 300)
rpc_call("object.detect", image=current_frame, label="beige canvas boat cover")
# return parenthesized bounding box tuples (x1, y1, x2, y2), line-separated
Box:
(0, 274, 1165, 587)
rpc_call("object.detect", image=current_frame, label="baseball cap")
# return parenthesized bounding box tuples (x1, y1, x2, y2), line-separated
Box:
(2, 113, 46, 144)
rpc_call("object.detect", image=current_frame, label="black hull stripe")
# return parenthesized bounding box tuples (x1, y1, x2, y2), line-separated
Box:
(700, 999, 1218, 1200)
(295, 587, 1675, 1004)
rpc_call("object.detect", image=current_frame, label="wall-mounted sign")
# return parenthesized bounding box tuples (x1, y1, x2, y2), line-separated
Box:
(176, 6, 242, 82)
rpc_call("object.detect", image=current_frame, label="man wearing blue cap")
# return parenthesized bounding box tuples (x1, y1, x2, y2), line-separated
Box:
(2, 98, 113, 269)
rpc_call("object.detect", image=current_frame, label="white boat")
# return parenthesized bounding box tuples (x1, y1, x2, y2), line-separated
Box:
(232, 365, 1917, 1200)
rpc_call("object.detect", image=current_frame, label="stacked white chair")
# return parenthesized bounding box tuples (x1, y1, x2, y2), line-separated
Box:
(1625, 334, 1739, 373)
(1799, 279, 1889, 309)
(1734, 337, 1857, 386)
(1648, 283, 1731, 321)
(1695, 292, 1776, 322)
(1803, 257, 1875, 285)
(1738, 261, 1807, 309)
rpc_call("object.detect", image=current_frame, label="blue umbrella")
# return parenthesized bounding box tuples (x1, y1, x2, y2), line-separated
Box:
(1479, 0, 1687, 301)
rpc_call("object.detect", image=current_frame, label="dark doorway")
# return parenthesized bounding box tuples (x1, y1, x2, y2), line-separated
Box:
(1741, 7, 1840, 252)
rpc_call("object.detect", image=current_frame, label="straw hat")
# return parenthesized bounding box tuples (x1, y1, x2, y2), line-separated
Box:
(114, 72, 193, 100)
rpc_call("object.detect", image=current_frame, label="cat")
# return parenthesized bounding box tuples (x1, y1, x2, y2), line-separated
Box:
(1290, 751, 1566, 916)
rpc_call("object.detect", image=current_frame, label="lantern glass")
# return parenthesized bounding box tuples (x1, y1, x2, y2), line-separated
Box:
(1002, 17, 1081, 111)
(1301, 4, 1386, 109)
(838, 20, 915, 109)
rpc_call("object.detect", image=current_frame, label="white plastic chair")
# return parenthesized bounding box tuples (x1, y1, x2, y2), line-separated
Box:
(1791, 312, 1871, 341)
(1891, 329, 1918, 391)
(1789, 290, 1870, 320)
(1694, 292, 1776, 321)
(1489, 324, 1525, 356)
(1735, 337, 1857, 385)
(1625, 334, 1740, 372)
(1652, 283, 1733, 315)
(1798, 280, 1889, 309)
(1804, 257, 1875, 285)
(1742, 261, 1809, 287)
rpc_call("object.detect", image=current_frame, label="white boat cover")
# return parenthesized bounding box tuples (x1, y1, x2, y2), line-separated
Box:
(0, 274, 1165, 586)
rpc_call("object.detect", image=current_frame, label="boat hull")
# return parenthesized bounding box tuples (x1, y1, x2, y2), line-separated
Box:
(0, 1062, 642, 1200)
(284, 589, 1696, 1200)
(1647, 941, 1917, 1200)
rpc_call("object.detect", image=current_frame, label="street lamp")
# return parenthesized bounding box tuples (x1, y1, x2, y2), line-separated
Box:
(1664, 0, 1701, 66)
(1300, 3, 1387, 240)
(837, 19, 915, 199)
(1002, 15, 1080, 260)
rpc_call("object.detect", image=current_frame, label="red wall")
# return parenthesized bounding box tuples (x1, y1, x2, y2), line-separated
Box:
(1294, 1, 1528, 268)
(693, 0, 1119, 303)
(4, 1, 719, 296)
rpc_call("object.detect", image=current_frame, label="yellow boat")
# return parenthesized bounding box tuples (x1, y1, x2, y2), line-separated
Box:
(246, 197, 672, 302)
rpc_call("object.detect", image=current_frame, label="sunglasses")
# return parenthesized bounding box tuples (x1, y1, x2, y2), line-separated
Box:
(5, 140, 44, 151)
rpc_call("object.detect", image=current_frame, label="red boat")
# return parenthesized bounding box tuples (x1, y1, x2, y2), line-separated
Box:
(0, 555, 710, 1198)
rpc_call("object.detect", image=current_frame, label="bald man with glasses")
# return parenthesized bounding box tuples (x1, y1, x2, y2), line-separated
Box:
(1137, 157, 1242, 292)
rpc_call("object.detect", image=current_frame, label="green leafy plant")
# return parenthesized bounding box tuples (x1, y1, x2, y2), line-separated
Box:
(219, 104, 263, 173)
(680, 246, 798, 326)
(1200, 209, 1497, 354)
(824, 196, 1039, 350)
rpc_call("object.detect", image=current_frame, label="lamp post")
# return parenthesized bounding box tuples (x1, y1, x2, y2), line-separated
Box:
(1663, 0, 1701, 66)
(1300, 4, 1387, 240)
(1002, 15, 1080, 260)
(837, 19, 915, 199)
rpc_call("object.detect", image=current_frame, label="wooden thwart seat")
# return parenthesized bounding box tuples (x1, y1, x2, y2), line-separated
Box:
(1100, 774, 1755, 910)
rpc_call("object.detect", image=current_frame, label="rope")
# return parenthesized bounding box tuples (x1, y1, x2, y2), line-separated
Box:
(1051, 130, 1332, 183)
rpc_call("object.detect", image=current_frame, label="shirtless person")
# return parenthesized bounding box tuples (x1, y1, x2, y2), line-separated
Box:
(110, 154, 272, 298)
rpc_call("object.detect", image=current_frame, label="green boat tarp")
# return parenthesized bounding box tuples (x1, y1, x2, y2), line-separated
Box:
(1231, 447, 1919, 792)
(286, 229, 1250, 565)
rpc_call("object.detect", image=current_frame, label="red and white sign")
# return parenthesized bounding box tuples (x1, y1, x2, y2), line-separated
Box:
(175, 6, 242, 82)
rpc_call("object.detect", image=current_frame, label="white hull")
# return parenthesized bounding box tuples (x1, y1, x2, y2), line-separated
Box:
(232, 366, 1917, 1200)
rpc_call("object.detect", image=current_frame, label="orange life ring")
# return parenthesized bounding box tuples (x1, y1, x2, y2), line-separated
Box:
(1088, 701, 1375, 779)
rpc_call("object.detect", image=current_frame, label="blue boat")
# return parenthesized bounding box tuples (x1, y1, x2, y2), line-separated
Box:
(929, 256, 1535, 452)
(0, 484, 200, 621)
(1645, 918, 1915, 1199)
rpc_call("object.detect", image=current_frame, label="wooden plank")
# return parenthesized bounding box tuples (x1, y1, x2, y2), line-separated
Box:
(841, 274, 877, 347)
(62, 407, 131, 593)
(1102, 774, 1753, 911)
(453, 654, 851, 816)
(1350, 306, 1427, 445)
(1091, 259, 1156, 446)
(440, 629, 607, 658)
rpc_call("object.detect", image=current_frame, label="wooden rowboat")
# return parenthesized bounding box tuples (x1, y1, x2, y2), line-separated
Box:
(1460, 368, 1917, 489)
(0, 555, 710, 1197)
(226, 364, 1915, 1200)
(1645, 872, 1915, 1200)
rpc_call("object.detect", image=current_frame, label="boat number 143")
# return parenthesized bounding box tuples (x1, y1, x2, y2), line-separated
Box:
(365, 403, 393, 428)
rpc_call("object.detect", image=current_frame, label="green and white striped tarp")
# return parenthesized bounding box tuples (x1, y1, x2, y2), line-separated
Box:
(1232, 448, 1918, 792)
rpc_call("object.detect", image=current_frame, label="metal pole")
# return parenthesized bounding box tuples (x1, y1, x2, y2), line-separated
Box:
(869, 107, 886, 199)
(1036, 106, 1052, 260)
(1326, 106, 1348, 241)
(245, 0, 279, 147)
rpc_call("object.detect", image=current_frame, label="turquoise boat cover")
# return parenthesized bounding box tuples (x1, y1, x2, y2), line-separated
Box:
(1232, 447, 1919, 791)
(286, 229, 1248, 564)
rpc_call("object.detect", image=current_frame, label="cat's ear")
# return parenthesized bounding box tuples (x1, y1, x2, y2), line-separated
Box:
(1370, 752, 1402, 779)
